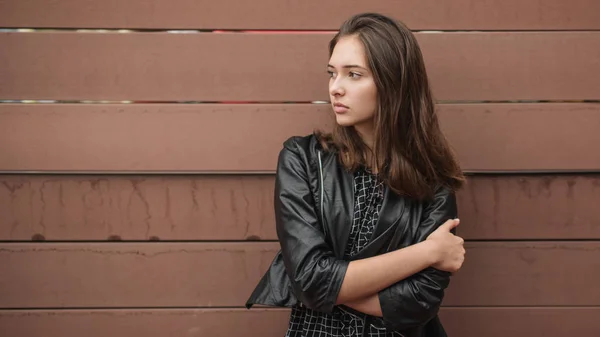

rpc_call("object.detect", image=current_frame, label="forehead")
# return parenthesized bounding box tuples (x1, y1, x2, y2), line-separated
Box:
(329, 35, 368, 67)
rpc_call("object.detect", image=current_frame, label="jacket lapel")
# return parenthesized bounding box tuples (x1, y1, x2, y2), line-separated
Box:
(372, 187, 405, 241)
(351, 187, 408, 259)
(323, 151, 408, 258)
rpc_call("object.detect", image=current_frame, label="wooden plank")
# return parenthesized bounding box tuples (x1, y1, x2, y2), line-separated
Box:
(1, 32, 599, 101)
(444, 242, 600, 306)
(0, 104, 333, 172)
(0, 243, 278, 308)
(1, 174, 599, 241)
(1, 0, 599, 30)
(0, 309, 291, 337)
(439, 307, 600, 337)
(438, 103, 600, 172)
(0, 175, 276, 241)
(1, 308, 599, 337)
(1, 103, 599, 172)
(1, 242, 599, 308)
(456, 175, 600, 240)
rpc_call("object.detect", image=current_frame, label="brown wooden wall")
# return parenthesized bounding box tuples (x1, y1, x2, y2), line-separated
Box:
(1, 1, 600, 336)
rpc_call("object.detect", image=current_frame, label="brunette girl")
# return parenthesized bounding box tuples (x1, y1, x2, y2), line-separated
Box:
(247, 12, 466, 337)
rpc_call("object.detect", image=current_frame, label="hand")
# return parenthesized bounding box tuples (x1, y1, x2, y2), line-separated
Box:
(426, 219, 465, 273)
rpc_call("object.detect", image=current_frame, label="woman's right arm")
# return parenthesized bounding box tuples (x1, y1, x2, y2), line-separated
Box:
(274, 138, 349, 313)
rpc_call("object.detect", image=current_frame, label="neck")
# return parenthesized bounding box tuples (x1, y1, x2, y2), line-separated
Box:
(354, 124, 374, 150)
(354, 124, 377, 172)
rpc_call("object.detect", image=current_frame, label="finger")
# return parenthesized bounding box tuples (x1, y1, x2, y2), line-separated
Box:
(440, 218, 460, 231)
(438, 219, 456, 231)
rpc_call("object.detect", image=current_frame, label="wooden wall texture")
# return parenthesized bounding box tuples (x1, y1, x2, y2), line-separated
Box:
(1, 1, 599, 336)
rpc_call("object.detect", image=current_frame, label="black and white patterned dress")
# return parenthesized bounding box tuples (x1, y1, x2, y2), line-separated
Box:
(284, 167, 402, 337)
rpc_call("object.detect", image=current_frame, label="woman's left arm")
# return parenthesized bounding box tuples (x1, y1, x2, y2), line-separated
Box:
(345, 186, 458, 328)
(344, 294, 383, 317)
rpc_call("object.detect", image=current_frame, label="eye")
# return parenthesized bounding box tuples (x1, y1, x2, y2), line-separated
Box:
(349, 72, 362, 79)
(327, 70, 336, 78)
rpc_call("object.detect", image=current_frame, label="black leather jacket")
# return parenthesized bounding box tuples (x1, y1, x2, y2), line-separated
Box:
(246, 134, 457, 337)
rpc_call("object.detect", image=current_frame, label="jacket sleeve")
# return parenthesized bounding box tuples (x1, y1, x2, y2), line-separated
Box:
(377, 185, 457, 331)
(274, 137, 349, 313)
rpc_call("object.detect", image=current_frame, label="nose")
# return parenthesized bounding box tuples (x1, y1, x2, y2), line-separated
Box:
(329, 77, 345, 97)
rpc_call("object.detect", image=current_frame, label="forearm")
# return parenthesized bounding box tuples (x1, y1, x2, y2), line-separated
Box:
(344, 294, 383, 317)
(336, 240, 437, 304)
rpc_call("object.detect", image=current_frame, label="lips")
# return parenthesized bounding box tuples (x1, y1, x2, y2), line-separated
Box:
(333, 102, 349, 114)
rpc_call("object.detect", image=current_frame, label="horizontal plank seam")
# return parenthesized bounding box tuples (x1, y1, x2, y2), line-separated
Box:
(461, 239, 600, 243)
(2, 100, 600, 104)
(0, 240, 281, 243)
(2, 305, 600, 311)
(2, 170, 600, 176)
(1, 172, 599, 178)
(1, 239, 599, 244)
(3, 28, 600, 33)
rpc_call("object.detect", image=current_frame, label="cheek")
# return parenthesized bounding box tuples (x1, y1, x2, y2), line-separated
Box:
(356, 83, 378, 116)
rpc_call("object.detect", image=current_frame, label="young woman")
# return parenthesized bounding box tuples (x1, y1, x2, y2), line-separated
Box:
(247, 13, 466, 337)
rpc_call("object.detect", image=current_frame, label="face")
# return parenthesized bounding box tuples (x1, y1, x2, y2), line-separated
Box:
(327, 35, 378, 134)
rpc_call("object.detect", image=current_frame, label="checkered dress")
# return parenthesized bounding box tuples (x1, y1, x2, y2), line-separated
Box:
(284, 167, 403, 337)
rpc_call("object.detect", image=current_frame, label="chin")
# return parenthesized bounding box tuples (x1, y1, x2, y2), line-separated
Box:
(334, 114, 357, 127)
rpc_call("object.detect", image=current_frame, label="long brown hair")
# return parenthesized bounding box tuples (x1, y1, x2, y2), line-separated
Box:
(317, 13, 464, 201)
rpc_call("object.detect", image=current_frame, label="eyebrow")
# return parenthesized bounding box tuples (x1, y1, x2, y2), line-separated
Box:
(327, 64, 368, 70)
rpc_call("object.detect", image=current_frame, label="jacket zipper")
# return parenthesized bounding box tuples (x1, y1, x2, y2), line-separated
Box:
(320, 151, 372, 336)
(297, 151, 327, 311)
(317, 151, 326, 238)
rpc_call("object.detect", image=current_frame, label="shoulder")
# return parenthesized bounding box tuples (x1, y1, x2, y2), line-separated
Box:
(280, 133, 321, 162)
(282, 133, 319, 151)
(275, 134, 327, 186)
(433, 183, 455, 199)
(422, 183, 457, 215)
(277, 133, 340, 176)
